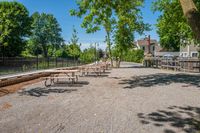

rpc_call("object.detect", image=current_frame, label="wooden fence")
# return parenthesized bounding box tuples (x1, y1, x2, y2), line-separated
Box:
(147, 57, 200, 73)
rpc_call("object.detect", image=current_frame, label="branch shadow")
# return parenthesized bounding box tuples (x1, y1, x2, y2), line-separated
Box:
(119, 73, 200, 88)
(19, 87, 77, 97)
(138, 106, 200, 133)
(50, 81, 89, 87)
(84, 74, 109, 77)
(119, 65, 145, 69)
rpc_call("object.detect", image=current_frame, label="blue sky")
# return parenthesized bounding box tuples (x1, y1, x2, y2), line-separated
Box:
(11, 0, 160, 49)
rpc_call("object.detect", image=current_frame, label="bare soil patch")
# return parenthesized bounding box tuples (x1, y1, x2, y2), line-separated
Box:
(0, 78, 42, 97)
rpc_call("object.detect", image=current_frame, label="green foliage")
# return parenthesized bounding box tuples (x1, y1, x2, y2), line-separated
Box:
(152, 0, 200, 51)
(123, 49, 144, 63)
(67, 27, 81, 59)
(79, 45, 104, 63)
(71, 0, 149, 66)
(112, 0, 149, 67)
(70, 0, 114, 34)
(29, 12, 63, 57)
(0, 1, 31, 57)
(70, 0, 116, 65)
(112, 45, 144, 67)
(54, 45, 69, 58)
(80, 45, 96, 63)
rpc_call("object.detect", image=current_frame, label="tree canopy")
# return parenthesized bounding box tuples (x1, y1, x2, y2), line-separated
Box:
(70, 0, 116, 66)
(29, 12, 63, 57)
(67, 26, 81, 60)
(70, 0, 149, 66)
(153, 0, 200, 51)
(179, 0, 200, 41)
(0, 1, 31, 57)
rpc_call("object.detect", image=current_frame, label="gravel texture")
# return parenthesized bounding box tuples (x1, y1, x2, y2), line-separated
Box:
(0, 62, 200, 133)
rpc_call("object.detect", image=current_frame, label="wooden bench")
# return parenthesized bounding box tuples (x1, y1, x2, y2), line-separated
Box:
(79, 67, 102, 76)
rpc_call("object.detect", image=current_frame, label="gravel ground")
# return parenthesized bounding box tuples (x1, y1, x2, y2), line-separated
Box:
(0, 62, 200, 133)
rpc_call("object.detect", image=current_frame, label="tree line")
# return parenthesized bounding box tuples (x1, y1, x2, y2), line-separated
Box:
(0, 1, 145, 65)
(70, 0, 150, 67)
(1, 0, 200, 66)
(0, 1, 104, 64)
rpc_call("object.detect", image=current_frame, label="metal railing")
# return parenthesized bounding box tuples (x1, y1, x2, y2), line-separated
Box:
(0, 57, 85, 76)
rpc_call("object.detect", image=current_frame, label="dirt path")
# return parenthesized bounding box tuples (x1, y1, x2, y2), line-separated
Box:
(0, 62, 200, 133)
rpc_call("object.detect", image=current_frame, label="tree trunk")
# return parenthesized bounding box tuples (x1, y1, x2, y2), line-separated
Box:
(42, 44, 48, 58)
(179, 0, 200, 40)
(118, 49, 123, 68)
(106, 31, 113, 67)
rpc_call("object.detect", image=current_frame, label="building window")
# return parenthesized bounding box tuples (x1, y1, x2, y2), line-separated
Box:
(192, 53, 198, 57)
(152, 46, 155, 51)
(142, 46, 145, 51)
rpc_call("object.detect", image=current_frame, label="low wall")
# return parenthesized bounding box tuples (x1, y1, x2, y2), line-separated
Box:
(0, 65, 83, 88)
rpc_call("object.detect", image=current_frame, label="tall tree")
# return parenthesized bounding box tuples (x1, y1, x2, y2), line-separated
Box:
(30, 12, 63, 57)
(70, 0, 115, 66)
(0, 1, 31, 57)
(152, 0, 198, 51)
(179, 0, 200, 40)
(68, 26, 81, 60)
(113, 0, 149, 67)
(70, 0, 148, 66)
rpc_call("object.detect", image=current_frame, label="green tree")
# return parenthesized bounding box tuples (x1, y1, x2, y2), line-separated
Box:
(30, 12, 63, 57)
(179, 0, 200, 41)
(68, 26, 81, 60)
(152, 0, 200, 51)
(123, 49, 144, 63)
(97, 48, 104, 59)
(71, 0, 149, 66)
(54, 44, 70, 58)
(113, 0, 149, 67)
(0, 1, 31, 57)
(80, 45, 96, 63)
(70, 0, 115, 66)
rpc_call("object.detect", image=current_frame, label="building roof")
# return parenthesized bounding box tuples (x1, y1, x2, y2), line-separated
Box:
(137, 38, 158, 46)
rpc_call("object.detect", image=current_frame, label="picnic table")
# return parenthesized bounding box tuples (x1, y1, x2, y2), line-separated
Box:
(43, 69, 80, 87)
(78, 65, 106, 76)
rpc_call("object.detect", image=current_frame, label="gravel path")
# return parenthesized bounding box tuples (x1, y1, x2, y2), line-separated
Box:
(0, 62, 200, 133)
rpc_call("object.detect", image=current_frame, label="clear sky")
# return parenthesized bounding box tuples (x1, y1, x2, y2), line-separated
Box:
(11, 0, 160, 50)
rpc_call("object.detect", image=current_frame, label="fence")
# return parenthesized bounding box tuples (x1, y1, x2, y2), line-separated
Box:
(0, 57, 84, 76)
(147, 57, 200, 73)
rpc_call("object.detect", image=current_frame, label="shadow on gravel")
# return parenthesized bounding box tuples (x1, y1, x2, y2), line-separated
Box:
(84, 74, 109, 77)
(138, 106, 200, 133)
(119, 65, 145, 69)
(120, 73, 200, 88)
(19, 87, 77, 97)
(0, 89, 9, 95)
(51, 81, 89, 87)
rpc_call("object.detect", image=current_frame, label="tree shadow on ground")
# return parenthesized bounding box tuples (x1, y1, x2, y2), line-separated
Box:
(50, 81, 89, 87)
(119, 65, 145, 69)
(138, 106, 200, 133)
(19, 87, 77, 97)
(119, 73, 200, 88)
(84, 74, 109, 77)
